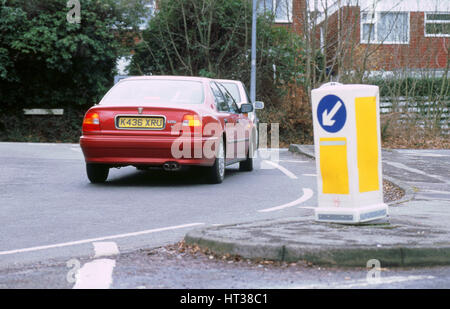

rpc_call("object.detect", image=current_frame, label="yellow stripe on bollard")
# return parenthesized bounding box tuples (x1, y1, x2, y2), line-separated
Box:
(319, 137, 349, 194)
(355, 96, 380, 192)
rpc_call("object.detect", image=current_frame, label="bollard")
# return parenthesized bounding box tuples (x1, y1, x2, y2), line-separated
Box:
(311, 82, 388, 223)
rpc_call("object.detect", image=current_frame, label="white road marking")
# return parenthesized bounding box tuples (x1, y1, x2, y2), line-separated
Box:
(276, 160, 308, 163)
(17, 142, 78, 146)
(0, 223, 204, 256)
(258, 188, 314, 212)
(303, 174, 317, 177)
(384, 161, 448, 184)
(415, 196, 450, 202)
(262, 160, 298, 179)
(73, 259, 116, 289)
(258, 148, 288, 152)
(298, 206, 317, 209)
(93, 242, 120, 258)
(420, 189, 450, 194)
(402, 152, 449, 158)
(292, 275, 435, 289)
(415, 189, 450, 201)
(73, 242, 119, 289)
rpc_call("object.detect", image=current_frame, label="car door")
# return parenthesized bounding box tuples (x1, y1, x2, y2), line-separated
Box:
(231, 93, 251, 160)
(210, 82, 236, 162)
(217, 83, 249, 161)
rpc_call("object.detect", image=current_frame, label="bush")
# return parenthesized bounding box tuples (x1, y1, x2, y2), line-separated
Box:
(0, 0, 148, 113)
(0, 108, 85, 142)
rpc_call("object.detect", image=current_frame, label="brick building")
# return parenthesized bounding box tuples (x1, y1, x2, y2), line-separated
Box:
(119, 0, 449, 76)
(264, 0, 449, 75)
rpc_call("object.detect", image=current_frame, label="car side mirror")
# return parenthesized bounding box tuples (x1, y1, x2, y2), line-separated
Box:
(254, 101, 264, 110)
(240, 103, 253, 113)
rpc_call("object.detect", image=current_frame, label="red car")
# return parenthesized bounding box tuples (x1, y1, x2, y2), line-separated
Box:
(80, 76, 256, 184)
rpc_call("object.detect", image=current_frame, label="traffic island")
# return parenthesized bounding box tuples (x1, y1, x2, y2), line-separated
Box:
(184, 213, 450, 267)
(184, 148, 449, 268)
(185, 145, 449, 268)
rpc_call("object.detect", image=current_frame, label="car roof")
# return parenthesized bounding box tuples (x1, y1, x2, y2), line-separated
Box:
(214, 79, 243, 84)
(120, 75, 212, 83)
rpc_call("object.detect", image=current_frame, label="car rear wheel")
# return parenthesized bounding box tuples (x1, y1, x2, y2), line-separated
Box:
(207, 138, 225, 184)
(239, 136, 254, 172)
(86, 163, 109, 183)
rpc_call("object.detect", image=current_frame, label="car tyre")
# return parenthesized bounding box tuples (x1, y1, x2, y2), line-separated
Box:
(86, 163, 109, 183)
(207, 138, 225, 184)
(239, 136, 254, 172)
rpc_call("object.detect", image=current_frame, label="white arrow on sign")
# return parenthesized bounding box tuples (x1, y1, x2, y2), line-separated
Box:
(322, 101, 342, 126)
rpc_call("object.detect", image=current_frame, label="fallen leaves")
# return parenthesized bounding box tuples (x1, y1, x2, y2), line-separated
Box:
(160, 240, 316, 270)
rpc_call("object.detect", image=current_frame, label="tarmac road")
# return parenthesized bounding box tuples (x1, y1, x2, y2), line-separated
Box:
(1, 142, 449, 289)
(0, 143, 317, 270)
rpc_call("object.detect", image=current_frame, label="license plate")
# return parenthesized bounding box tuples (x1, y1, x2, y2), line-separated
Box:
(116, 116, 165, 129)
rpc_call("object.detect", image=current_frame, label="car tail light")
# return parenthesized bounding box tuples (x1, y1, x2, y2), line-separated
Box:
(182, 115, 201, 127)
(82, 112, 100, 132)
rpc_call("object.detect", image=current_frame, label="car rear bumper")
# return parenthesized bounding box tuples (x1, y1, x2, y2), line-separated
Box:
(80, 134, 218, 166)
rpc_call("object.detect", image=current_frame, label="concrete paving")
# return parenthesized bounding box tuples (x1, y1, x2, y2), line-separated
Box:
(185, 146, 450, 267)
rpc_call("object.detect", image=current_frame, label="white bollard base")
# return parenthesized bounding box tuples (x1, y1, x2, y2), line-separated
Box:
(314, 203, 388, 224)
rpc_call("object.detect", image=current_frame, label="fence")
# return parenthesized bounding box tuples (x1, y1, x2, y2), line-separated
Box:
(380, 96, 449, 134)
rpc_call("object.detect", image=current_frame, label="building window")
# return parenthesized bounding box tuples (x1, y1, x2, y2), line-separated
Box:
(361, 12, 409, 44)
(257, 0, 292, 23)
(425, 13, 450, 37)
(361, 12, 376, 42)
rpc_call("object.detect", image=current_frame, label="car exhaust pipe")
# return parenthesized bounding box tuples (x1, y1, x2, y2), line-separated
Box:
(163, 162, 181, 171)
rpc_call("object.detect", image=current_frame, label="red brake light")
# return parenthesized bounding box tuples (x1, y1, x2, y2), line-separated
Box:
(82, 112, 100, 132)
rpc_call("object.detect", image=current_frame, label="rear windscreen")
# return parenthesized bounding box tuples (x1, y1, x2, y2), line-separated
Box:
(101, 80, 204, 105)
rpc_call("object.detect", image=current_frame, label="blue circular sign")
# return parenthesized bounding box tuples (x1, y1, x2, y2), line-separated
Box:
(317, 95, 346, 133)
